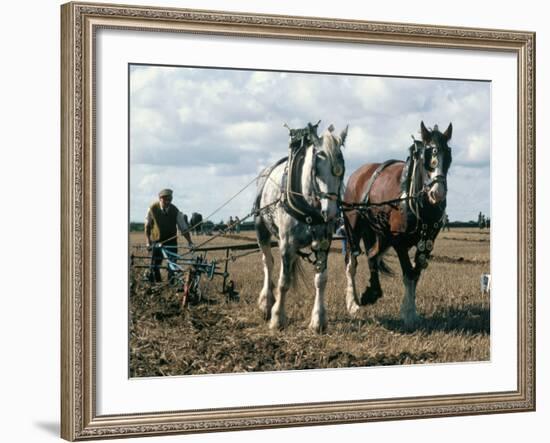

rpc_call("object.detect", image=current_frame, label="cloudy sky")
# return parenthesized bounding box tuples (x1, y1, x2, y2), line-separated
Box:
(130, 64, 490, 224)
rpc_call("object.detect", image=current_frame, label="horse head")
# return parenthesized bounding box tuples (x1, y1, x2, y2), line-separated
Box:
(419, 121, 453, 205)
(310, 124, 348, 225)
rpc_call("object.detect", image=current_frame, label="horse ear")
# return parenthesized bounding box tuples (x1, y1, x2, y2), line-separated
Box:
(308, 120, 321, 134)
(420, 121, 431, 143)
(340, 125, 349, 146)
(444, 123, 453, 141)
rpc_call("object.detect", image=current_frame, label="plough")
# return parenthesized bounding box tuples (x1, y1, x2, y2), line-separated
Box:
(130, 240, 277, 308)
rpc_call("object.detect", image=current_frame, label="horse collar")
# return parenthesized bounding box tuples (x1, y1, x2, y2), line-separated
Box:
(282, 138, 325, 225)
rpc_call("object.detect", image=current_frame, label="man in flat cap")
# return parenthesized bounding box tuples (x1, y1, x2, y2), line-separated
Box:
(145, 189, 194, 282)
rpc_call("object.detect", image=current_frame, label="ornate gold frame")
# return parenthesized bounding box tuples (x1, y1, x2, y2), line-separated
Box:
(61, 2, 535, 440)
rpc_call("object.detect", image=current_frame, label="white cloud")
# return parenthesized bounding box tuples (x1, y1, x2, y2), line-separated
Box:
(129, 66, 160, 94)
(132, 107, 164, 133)
(246, 71, 278, 94)
(464, 133, 490, 164)
(223, 121, 278, 151)
(129, 65, 491, 222)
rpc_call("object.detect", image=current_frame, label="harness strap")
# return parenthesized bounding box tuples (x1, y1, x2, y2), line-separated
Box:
(254, 152, 326, 225)
(360, 159, 403, 204)
(282, 144, 326, 225)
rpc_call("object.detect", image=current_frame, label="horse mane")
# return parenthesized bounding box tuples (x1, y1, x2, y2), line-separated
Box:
(319, 127, 344, 168)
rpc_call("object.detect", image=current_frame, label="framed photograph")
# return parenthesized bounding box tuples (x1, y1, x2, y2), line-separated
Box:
(61, 1, 535, 440)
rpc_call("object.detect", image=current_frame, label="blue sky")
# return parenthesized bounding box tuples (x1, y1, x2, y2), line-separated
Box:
(130, 65, 490, 223)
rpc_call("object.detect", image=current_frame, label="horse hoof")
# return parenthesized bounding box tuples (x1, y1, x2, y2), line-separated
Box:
(309, 308, 327, 333)
(269, 312, 286, 330)
(269, 320, 285, 330)
(259, 305, 272, 321)
(347, 301, 360, 316)
(309, 319, 327, 334)
(401, 313, 420, 330)
(258, 293, 274, 321)
(360, 287, 383, 305)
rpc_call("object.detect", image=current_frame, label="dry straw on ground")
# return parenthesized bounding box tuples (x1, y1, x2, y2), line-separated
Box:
(129, 228, 490, 377)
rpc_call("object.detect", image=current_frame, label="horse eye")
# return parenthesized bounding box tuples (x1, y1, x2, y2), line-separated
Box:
(332, 164, 344, 177)
(432, 148, 438, 156)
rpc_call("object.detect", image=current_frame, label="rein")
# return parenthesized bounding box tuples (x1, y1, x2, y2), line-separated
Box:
(339, 139, 446, 228)
(339, 193, 422, 213)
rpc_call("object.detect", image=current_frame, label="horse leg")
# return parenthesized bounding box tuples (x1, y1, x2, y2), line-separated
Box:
(258, 242, 275, 321)
(359, 231, 384, 305)
(270, 243, 294, 330)
(256, 220, 275, 320)
(344, 253, 361, 315)
(360, 255, 384, 305)
(309, 267, 328, 333)
(395, 246, 421, 327)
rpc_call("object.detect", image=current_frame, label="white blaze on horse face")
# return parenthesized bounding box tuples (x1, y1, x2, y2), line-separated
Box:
(318, 177, 340, 222)
(428, 180, 446, 204)
(315, 133, 345, 223)
(306, 149, 341, 222)
(426, 146, 447, 204)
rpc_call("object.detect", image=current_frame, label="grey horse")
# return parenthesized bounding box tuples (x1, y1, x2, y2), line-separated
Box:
(254, 122, 348, 333)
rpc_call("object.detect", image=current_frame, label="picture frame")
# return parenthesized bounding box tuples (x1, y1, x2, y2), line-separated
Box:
(61, 1, 536, 440)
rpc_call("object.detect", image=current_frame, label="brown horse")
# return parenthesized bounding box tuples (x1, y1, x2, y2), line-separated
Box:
(343, 122, 452, 327)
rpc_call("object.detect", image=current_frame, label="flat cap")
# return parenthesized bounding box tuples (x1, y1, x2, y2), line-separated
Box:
(158, 188, 173, 197)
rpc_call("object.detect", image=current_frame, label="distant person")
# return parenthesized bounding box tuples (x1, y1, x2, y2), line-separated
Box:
(442, 213, 450, 231)
(235, 216, 241, 234)
(145, 189, 194, 282)
(228, 216, 234, 233)
(336, 221, 347, 256)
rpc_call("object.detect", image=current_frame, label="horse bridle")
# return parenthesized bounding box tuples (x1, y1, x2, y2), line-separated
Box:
(309, 149, 345, 205)
(410, 141, 449, 195)
(424, 173, 448, 196)
(283, 124, 345, 225)
(423, 142, 450, 190)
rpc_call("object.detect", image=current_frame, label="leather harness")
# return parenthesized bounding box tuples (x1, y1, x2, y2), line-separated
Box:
(360, 159, 403, 205)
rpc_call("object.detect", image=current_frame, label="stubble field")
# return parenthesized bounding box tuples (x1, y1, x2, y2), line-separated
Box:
(129, 228, 490, 377)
